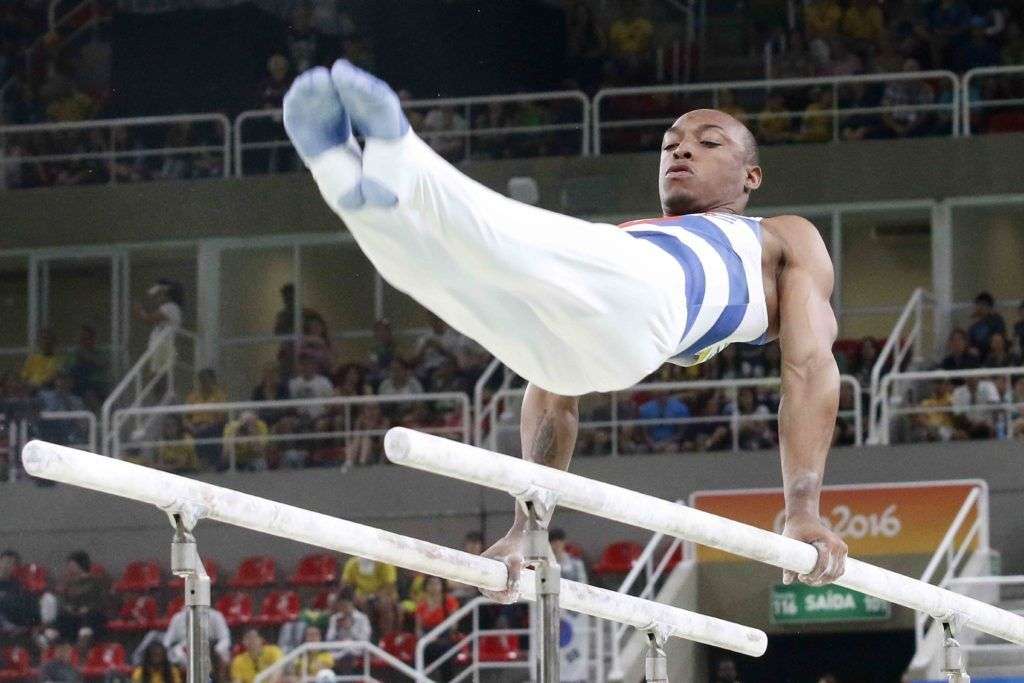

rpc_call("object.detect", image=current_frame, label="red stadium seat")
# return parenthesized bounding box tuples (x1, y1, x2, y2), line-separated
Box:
(40, 646, 80, 668)
(228, 556, 277, 588)
(167, 557, 220, 589)
(478, 634, 521, 662)
(288, 553, 338, 586)
(15, 563, 49, 594)
(563, 542, 586, 560)
(114, 560, 162, 593)
(253, 591, 300, 626)
(152, 595, 185, 630)
(215, 592, 254, 627)
(310, 589, 333, 610)
(0, 647, 32, 682)
(594, 541, 643, 575)
(109, 595, 158, 633)
(377, 632, 417, 665)
(81, 643, 131, 679)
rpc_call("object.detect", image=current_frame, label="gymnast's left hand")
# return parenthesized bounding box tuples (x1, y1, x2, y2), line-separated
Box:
(781, 512, 848, 587)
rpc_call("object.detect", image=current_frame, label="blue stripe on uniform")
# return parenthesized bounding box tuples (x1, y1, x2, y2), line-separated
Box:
(671, 216, 750, 357)
(628, 230, 704, 344)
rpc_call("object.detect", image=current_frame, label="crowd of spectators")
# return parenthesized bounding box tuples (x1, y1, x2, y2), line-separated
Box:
(0, 529, 592, 680)
(896, 292, 1024, 443)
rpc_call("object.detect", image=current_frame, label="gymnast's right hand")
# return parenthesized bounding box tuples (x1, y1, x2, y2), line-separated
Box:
(480, 528, 526, 604)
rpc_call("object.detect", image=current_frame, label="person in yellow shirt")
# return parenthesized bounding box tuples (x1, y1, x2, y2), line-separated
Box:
(157, 416, 198, 473)
(185, 368, 229, 471)
(133, 642, 183, 683)
(804, 0, 842, 40)
(21, 328, 65, 388)
(223, 411, 270, 471)
(230, 629, 283, 683)
(341, 557, 400, 635)
(840, 0, 885, 45)
(799, 88, 834, 143)
(291, 625, 334, 677)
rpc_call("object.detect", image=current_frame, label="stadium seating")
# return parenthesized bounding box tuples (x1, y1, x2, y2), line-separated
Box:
(152, 595, 185, 630)
(167, 557, 220, 589)
(478, 634, 522, 662)
(288, 553, 338, 586)
(114, 560, 162, 593)
(377, 632, 417, 665)
(0, 647, 31, 682)
(228, 556, 277, 588)
(216, 592, 254, 627)
(14, 563, 48, 594)
(254, 590, 301, 627)
(39, 646, 80, 668)
(594, 540, 643, 575)
(81, 644, 131, 679)
(109, 595, 159, 633)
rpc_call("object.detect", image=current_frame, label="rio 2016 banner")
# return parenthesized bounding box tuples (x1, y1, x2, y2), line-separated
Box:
(691, 480, 984, 562)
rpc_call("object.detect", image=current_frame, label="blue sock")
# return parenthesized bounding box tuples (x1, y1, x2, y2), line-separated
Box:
(282, 66, 353, 161)
(329, 59, 409, 141)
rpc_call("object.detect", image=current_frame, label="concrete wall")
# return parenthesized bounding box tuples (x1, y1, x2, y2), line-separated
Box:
(2, 438, 1021, 581)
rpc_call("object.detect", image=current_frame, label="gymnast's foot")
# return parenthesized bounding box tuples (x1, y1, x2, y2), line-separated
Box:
(329, 59, 409, 141)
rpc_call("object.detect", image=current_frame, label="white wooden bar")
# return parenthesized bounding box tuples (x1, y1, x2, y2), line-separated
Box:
(384, 427, 1024, 646)
(19, 440, 767, 657)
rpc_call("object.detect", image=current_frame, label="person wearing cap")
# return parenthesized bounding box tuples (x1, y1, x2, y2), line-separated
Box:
(134, 279, 183, 374)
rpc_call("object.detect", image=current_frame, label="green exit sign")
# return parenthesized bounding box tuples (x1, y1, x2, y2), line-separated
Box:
(771, 584, 891, 624)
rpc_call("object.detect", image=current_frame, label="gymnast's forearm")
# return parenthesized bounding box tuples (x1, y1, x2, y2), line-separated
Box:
(511, 382, 579, 530)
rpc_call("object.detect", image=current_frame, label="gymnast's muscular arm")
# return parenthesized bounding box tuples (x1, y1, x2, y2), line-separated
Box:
(769, 214, 848, 586)
(480, 383, 579, 602)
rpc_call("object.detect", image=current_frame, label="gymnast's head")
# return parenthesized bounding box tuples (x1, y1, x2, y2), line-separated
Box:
(658, 108, 762, 217)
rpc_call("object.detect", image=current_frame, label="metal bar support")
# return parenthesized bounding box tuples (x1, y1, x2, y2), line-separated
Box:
(167, 504, 211, 683)
(518, 489, 560, 683)
(942, 614, 971, 683)
(644, 627, 670, 683)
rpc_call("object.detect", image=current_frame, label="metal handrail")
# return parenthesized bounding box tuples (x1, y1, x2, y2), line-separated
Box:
(962, 65, 1024, 136)
(878, 365, 1024, 445)
(868, 287, 934, 442)
(253, 640, 431, 683)
(593, 70, 961, 153)
(489, 374, 863, 455)
(39, 410, 97, 453)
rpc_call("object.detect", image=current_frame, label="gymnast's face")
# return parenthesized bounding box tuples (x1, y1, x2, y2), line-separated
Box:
(658, 110, 761, 216)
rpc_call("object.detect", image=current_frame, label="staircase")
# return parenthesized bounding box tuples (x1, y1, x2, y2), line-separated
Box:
(953, 577, 1024, 679)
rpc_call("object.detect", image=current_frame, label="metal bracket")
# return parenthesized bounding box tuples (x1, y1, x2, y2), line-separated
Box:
(166, 510, 212, 683)
(643, 625, 671, 683)
(941, 613, 971, 683)
(161, 500, 208, 533)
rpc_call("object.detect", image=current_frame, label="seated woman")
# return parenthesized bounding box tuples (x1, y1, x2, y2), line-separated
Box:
(415, 577, 460, 680)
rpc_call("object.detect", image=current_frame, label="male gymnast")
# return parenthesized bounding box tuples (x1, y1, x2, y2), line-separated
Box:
(282, 59, 849, 601)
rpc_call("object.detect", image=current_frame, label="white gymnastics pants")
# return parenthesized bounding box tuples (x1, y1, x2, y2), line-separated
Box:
(309, 131, 687, 396)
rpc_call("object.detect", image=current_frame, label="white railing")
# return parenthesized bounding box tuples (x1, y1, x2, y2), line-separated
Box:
(101, 327, 199, 456)
(111, 391, 471, 470)
(593, 70, 961, 154)
(487, 375, 863, 455)
(414, 596, 530, 682)
(472, 359, 519, 448)
(868, 288, 935, 443)
(963, 65, 1024, 136)
(913, 483, 990, 654)
(3, 411, 97, 482)
(878, 365, 1024, 446)
(608, 520, 685, 679)
(234, 91, 591, 175)
(253, 640, 431, 683)
(1, 114, 231, 189)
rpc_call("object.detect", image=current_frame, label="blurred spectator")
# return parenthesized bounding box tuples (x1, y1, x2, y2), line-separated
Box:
(853, 337, 879, 387)
(414, 576, 459, 679)
(449, 532, 484, 603)
(757, 91, 793, 144)
(951, 376, 1000, 439)
(549, 528, 587, 584)
(298, 316, 333, 377)
(133, 642, 181, 683)
(412, 313, 470, 381)
(818, 675, 839, 683)
(879, 59, 935, 138)
(223, 411, 270, 471)
(954, 17, 1001, 72)
(983, 332, 1020, 368)
(22, 327, 64, 389)
(826, 39, 863, 77)
(185, 368, 228, 470)
(274, 284, 326, 336)
(45, 83, 97, 123)
(909, 379, 957, 442)
(941, 328, 980, 370)
(325, 586, 371, 676)
(291, 626, 333, 677)
(163, 605, 231, 672)
(426, 357, 469, 394)
(288, 356, 335, 421)
(1013, 301, 1024, 353)
(252, 364, 288, 424)
(967, 291, 1006, 354)
(804, 0, 842, 43)
(38, 641, 82, 683)
(637, 393, 689, 453)
(563, 0, 607, 94)
(798, 87, 833, 143)
(333, 363, 368, 397)
(286, 2, 324, 74)
(715, 89, 746, 124)
(728, 387, 774, 450)
(0, 549, 37, 634)
(687, 392, 731, 451)
(929, 0, 972, 67)
(377, 359, 424, 397)
(156, 416, 197, 473)
(608, 0, 654, 83)
(367, 319, 397, 384)
(38, 371, 87, 445)
(66, 325, 107, 408)
(258, 53, 291, 110)
(839, 0, 885, 49)
(135, 279, 183, 375)
(340, 557, 399, 636)
(344, 400, 389, 470)
(422, 105, 467, 161)
(230, 629, 282, 683)
(714, 657, 740, 683)
(55, 550, 109, 641)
